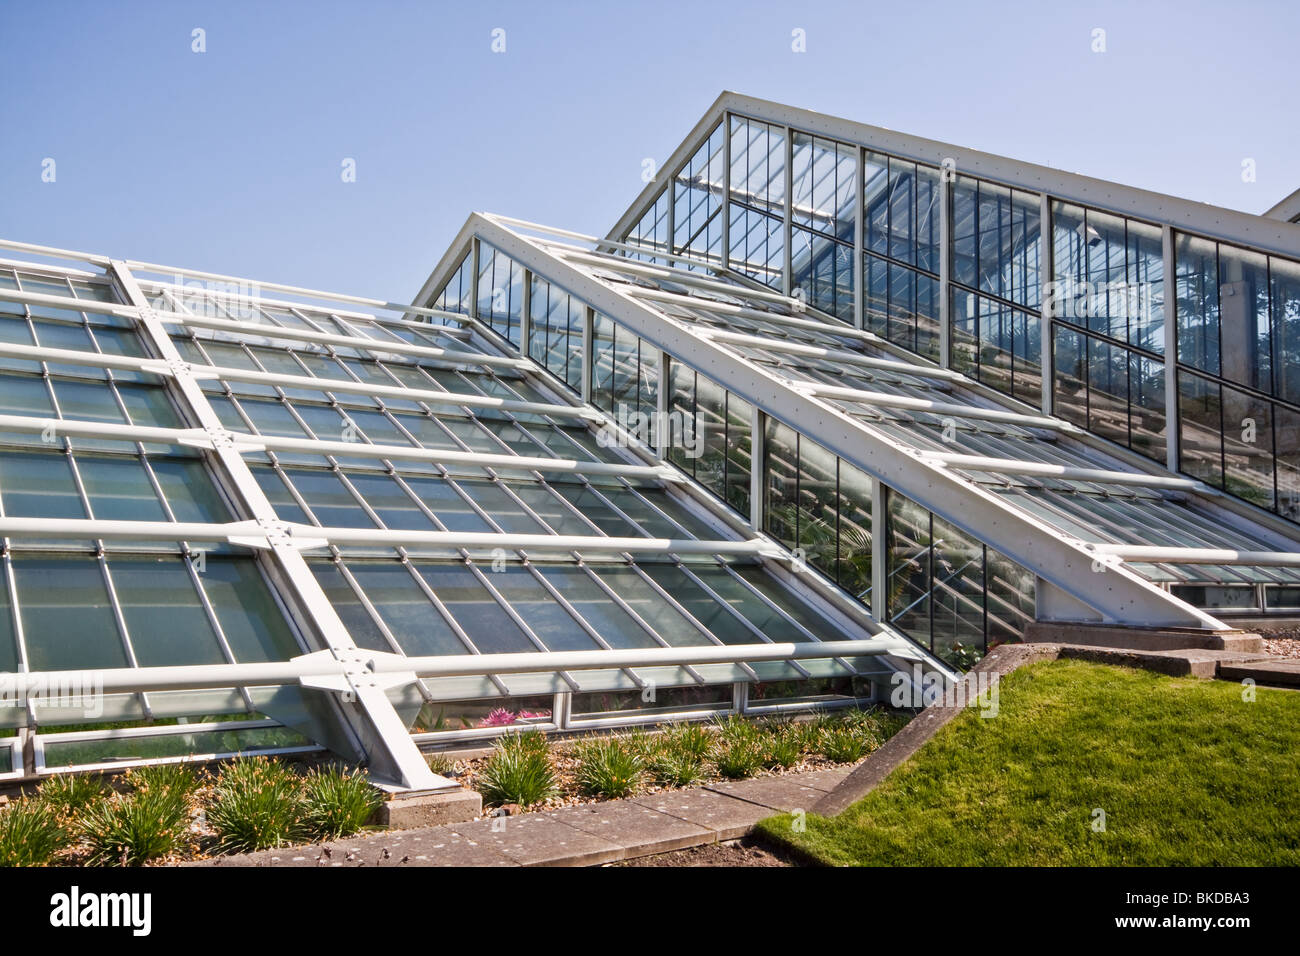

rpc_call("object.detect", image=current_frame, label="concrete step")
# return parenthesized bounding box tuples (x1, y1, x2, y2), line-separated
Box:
(1218, 659, 1300, 688)
(1025, 622, 1263, 653)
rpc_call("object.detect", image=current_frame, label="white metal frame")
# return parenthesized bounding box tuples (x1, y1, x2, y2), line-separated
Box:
(426, 213, 1226, 629)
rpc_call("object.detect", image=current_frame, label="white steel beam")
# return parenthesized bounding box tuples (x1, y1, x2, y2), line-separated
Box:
(109, 262, 450, 793)
(694, 328, 966, 382)
(0, 340, 576, 418)
(0, 285, 528, 371)
(0, 639, 914, 697)
(484, 214, 731, 275)
(141, 278, 473, 329)
(624, 283, 878, 343)
(921, 452, 1209, 491)
(0, 410, 680, 481)
(1091, 545, 1300, 567)
(0, 514, 777, 557)
(153, 310, 530, 371)
(791, 382, 1070, 430)
(124, 258, 459, 322)
(545, 244, 804, 310)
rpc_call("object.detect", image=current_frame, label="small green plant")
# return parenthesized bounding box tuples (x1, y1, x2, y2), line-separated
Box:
(574, 737, 644, 798)
(621, 727, 661, 762)
(0, 799, 69, 866)
(714, 714, 760, 746)
(427, 752, 456, 776)
(477, 732, 558, 808)
(300, 766, 382, 841)
(506, 728, 551, 757)
(125, 762, 200, 797)
(80, 786, 192, 866)
(838, 708, 884, 739)
(650, 751, 707, 788)
(821, 726, 871, 763)
(661, 722, 712, 762)
(37, 774, 110, 818)
(207, 757, 305, 853)
(760, 727, 803, 770)
(712, 737, 764, 780)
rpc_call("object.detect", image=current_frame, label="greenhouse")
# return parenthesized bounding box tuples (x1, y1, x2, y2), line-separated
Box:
(1, 92, 1298, 796)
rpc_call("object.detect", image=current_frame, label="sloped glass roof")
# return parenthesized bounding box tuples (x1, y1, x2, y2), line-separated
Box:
(0, 245, 916, 780)
(504, 217, 1300, 594)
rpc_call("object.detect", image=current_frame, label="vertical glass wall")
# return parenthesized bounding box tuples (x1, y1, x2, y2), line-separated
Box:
(863, 151, 942, 362)
(1175, 237, 1300, 522)
(475, 243, 525, 346)
(528, 274, 584, 394)
(667, 362, 753, 516)
(790, 133, 857, 320)
(625, 190, 671, 263)
(672, 123, 726, 268)
(728, 116, 786, 288)
(949, 176, 1043, 403)
(435, 250, 473, 316)
(1050, 202, 1167, 464)
(761, 421, 873, 610)
(886, 488, 1035, 667)
(591, 312, 659, 448)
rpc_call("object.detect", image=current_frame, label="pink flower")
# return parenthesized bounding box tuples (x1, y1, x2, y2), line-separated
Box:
(479, 708, 518, 727)
(518, 709, 552, 720)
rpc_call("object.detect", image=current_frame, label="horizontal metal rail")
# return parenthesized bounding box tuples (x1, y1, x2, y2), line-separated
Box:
(0, 340, 590, 419)
(484, 214, 732, 275)
(142, 279, 474, 329)
(546, 244, 804, 310)
(0, 411, 680, 481)
(0, 514, 772, 557)
(695, 328, 966, 382)
(0, 640, 913, 696)
(624, 284, 879, 342)
(794, 382, 1068, 430)
(1091, 544, 1300, 567)
(922, 452, 1208, 491)
(0, 286, 529, 371)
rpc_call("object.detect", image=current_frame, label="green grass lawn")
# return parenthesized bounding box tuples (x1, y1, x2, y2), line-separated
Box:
(758, 659, 1300, 866)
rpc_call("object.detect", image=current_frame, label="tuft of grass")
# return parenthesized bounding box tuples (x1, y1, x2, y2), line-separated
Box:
(714, 714, 760, 746)
(427, 752, 456, 777)
(80, 786, 192, 866)
(0, 800, 69, 866)
(712, 736, 764, 780)
(506, 728, 551, 757)
(477, 732, 558, 808)
(820, 726, 871, 763)
(621, 727, 661, 763)
(38, 774, 110, 818)
(760, 660, 1300, 866)
(650, 751, 707, 788)
(125, 762, 201, 797)
(661, 722, 712, 763)
(207, 757, 304, 853)
(574, 737, 644, 798)
(760, 727, 803, 770)
(300, 766, 382, 841)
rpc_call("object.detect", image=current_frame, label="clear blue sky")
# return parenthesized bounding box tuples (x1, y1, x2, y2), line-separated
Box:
(2, 0, 1297, 301)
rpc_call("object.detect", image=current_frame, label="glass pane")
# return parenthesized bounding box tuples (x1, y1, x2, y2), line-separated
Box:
(111, 557, 225, 666)
(1178, 371, 1222, 487)
(763, 418, 799, 551)
(199, 558, 301, 662)
(14, 555, 126, 670)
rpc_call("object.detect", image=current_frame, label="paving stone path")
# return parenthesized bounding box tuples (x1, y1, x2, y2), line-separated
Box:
(197, 766, 852, 867)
